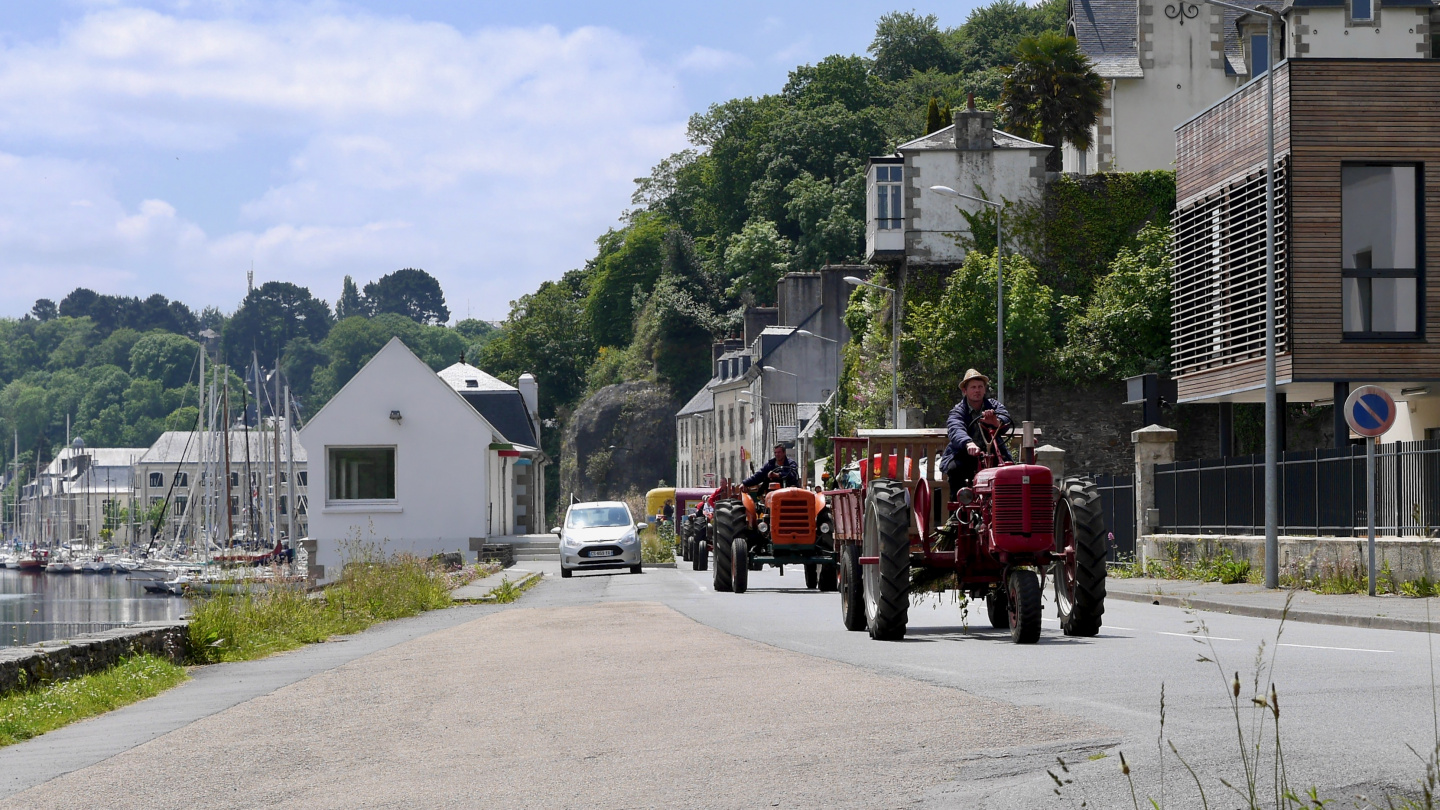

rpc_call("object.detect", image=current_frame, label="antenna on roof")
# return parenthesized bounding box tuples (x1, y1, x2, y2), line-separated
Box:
(247, 264, 254, 294)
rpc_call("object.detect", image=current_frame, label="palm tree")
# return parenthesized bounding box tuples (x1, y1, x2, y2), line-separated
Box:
(1000, 32, 1104, 172)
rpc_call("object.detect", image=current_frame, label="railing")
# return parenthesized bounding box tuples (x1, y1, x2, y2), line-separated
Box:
(1094, 473, 1136, 561)
(1154, 440, 1440, 537)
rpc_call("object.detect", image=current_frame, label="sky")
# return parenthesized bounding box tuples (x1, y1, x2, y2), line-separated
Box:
(0, 0, 986, 322)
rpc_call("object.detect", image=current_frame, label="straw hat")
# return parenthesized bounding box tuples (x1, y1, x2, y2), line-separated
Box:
(960, 368, 990, 387)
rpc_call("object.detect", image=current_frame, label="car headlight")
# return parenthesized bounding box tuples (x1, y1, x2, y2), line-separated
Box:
(620, 533, 638, 545)
(563, 536, 582, 547)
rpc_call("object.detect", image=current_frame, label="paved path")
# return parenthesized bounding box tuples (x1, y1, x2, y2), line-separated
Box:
(4, 563, 1440, 808)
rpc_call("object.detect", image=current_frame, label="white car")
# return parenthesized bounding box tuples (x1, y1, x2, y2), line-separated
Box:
(555, 501, 647, 578)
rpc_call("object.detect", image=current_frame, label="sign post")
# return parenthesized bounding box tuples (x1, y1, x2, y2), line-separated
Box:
(1343, 386, 1397, 596)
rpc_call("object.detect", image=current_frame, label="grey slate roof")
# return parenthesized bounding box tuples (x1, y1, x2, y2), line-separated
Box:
(1069, 0, 1144, 78)
(458, 390, 537, 448)
(677, 385, 715, 417)
(139, 430, 307, 465)
(896, 124, 1048, 151)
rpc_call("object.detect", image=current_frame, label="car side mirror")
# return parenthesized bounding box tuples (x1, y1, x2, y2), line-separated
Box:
(551, 527, 562, 536)
(636, 522, 649, 531)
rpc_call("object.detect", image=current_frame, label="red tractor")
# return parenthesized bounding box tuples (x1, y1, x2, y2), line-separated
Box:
(828, 424, 1107, 643)
(710, 481, 839, 594)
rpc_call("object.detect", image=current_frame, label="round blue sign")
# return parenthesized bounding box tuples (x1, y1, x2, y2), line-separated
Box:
(1344, 385, 1397, 438)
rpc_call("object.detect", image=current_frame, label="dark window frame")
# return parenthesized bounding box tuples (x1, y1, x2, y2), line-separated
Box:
(1341, 161, 1425, 342)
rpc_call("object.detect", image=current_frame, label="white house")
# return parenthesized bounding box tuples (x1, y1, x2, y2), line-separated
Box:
(865, 102, 1050, 267)
(19, 445, 146, 547)
(298, 338, 544, 584)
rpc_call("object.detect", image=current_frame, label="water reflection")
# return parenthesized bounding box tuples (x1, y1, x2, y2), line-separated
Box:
(0, 569, 190, 648)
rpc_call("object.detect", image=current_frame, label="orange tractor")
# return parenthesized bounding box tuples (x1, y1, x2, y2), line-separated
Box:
(827, 425, 1107, 643)
(710, 481, 838, 594)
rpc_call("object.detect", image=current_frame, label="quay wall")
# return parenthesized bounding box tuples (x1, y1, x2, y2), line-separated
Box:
(0, 621, 189, 695)
(1143, 534, 1440, 585)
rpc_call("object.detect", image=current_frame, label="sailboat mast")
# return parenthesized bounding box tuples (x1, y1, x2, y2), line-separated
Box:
(285, 385, 296, 549)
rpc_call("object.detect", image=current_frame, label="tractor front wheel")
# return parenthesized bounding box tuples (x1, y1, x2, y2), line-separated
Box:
(693, 535, 708, 571)
(1007, 569, 1042, 644)
(863, 479, 910, 641)
(681, 529, 692, 562)
(1053, 477, 1108, 637)
(712, 501, 742, 592)
(804, 563, 818, 590)
(985, 590, 1009, 629)
(731, 537, 749, 594)
(839, 545, 865, 631)
(818, 562, 838, 593)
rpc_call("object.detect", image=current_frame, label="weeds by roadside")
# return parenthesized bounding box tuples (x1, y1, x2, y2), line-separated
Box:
(1110, 547, 1252, 584)
(643, 521, 676, 564)
(0, 655, 187, 748)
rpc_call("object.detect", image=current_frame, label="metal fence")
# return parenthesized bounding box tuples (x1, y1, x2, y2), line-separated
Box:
(1093, 473, 1136, 562)
(1154, 440, 1440, 537)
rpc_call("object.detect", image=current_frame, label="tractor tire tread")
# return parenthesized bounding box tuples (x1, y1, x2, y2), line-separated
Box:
(713, 501, 742, 592)
(866, 479, 910, 641)
(1060, 478, 1107, 636)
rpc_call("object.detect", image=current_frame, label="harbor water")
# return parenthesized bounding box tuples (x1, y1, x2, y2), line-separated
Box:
(0, 568, 190, 648)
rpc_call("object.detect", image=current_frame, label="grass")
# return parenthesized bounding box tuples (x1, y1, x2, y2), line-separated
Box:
(1111, 546, 1253, 584)
(0, 655, 188, 748)
(189, 540, 453, 664)
(643, 520, 677, 564)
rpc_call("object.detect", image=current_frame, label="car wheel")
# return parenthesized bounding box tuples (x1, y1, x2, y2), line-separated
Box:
(560, 566, 572, 579)
(630, 563, 642, 574)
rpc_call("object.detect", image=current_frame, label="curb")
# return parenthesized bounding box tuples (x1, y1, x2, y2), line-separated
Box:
(1108, 588, 1440, 634)
(453, 570, 544, 604)
(643, 562, 677, 569)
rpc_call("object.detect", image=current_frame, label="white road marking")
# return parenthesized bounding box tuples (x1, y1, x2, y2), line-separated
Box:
(1279, 643, 1394, 653)
(1157, 631, 1242, 641)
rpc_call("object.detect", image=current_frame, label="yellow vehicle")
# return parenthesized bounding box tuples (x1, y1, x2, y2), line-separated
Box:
(640, 487, 676, 547)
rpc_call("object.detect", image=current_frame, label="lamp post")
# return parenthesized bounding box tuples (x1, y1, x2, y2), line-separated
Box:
(844, 276, 900, 427)
(1202, 0, 1281, 589)
(930, 185, 1005, 402)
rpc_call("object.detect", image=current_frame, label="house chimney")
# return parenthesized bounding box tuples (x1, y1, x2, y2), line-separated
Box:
(954, 93, 994, 151)
(517, 372, 539, 442)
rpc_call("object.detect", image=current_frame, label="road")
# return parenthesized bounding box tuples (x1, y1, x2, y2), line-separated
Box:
(2, 562, 1437, 808)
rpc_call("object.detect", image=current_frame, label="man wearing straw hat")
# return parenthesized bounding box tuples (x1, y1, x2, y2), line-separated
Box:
(938, 369, 1013, 496)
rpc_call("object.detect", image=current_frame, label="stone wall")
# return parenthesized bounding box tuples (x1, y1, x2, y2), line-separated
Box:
(0, 621, 189, 696)
(1144, 533, 1440, 585)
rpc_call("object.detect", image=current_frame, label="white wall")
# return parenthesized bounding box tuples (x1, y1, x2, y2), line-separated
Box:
(1293, 7, 1428, 58)
(300, 339, 494, 584)
(905, 144, 1047, 264)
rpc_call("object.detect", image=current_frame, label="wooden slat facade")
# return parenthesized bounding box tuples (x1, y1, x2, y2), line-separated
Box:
(1173, 59, 1440, 402)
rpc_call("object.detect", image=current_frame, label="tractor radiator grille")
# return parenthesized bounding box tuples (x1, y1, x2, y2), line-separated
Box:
(992, 484, 1052, 536)
(772, 497, 815, 545)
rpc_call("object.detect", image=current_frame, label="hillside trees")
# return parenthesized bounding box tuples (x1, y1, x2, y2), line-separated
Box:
(223, 282, 332, 366)
(363, 268, 450, 325)
(1000, 32, 1105, 172)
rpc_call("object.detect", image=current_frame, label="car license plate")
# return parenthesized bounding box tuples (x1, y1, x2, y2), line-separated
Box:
(590, 549, 614, 557)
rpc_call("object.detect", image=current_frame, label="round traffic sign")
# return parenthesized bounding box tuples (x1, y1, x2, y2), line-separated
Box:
(1344, 385, 1397, 438)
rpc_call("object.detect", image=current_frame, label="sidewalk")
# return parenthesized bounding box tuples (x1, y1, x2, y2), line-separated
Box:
(1108, 576, 1440, 634)
(449, 567, 542, 602)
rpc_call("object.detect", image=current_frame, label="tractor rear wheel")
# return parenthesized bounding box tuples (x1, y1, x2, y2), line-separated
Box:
(839, 545, 865, 631)
(804, 563, 818, 590)
(712, 501, 742, 592)
(863, 479, 910, 641)
(818, 562, 838, 593)
(681, 529, 692, 562)
(1007, 569, 1042, 644)
(693, 534, 708, 571)
(731, 537, 749, 594)
(1053, 477, 1108, 637)
(985, 590, 1009, 629)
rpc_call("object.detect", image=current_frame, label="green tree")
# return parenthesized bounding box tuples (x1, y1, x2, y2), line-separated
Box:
(30, 299, 57, 322)
(223, 282, 332, 367)
(280, 337, 330, 400)
(86, 328, 143, 369)
(584, 212, 670, 347)
(925, 96, 945, 134)
(1000, 32, 1104, 172)
(129, 332, 201, 389)
(782, 55, 881, 112)
(948, 0, 1066, 75)
(1059, 224, 1172, 381)
(724, 219, 793, 304)
(363, 268, 449, 324)
(336, 276, 366, 320)
(868, 11, 954, 81)
(479, 270, 595, 418)
(784, 170, 865, 272)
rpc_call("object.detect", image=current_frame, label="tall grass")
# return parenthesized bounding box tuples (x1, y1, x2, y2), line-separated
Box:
(0, 655, 188, 748)
(189, 539, 452, 664)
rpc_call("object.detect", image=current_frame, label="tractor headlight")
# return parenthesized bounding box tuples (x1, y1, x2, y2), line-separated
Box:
(957, 487, 978, 506)
(819, 521, 832, 534)
(756, 521, 769, 534)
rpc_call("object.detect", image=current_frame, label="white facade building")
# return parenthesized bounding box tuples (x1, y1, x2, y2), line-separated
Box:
(299, 338, 545, 584)
(865, 104, 1050, 267)
(19, 446, 146, 547)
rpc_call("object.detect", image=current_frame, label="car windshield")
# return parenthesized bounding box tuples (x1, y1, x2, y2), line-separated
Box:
(567, 506, 632, 529)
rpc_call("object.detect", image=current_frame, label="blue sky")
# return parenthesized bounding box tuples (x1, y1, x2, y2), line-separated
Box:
(0, 0, 983, 321)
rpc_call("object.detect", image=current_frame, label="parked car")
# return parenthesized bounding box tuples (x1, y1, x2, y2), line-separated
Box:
(554, 501, 648, 578)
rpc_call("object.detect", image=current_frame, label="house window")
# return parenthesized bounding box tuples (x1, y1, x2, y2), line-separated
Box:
(297, 495, 308, 514)
(1352, 0, 1372, 21)
(229, 496, 239, 516)
(148, 472, 163, 488)
(230, 472, 240, 487)
(328, 447, 397, 501)
(174, 497, 187, 516)
(876, 165, 903, 230)
(173, 472, 188, 487)
(1342, 164, 1421, 337)
(297, 471, 308, 487)
(279, 496, 287, 515)
(1250, 33, 1269, 77)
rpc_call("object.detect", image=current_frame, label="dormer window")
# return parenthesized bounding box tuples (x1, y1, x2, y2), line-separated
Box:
(1352, 0, 1372, 22)
(1250, 33, 1270, 77)
(876, 166, 903, 230)
(466, 379, 478, 388)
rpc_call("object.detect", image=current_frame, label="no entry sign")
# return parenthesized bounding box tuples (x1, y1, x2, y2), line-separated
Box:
(1344, 385, 1397, 438)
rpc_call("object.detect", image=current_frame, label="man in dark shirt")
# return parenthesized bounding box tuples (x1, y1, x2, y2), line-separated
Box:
(938, 369, 1013, 495)
(744, 443, 800, 489)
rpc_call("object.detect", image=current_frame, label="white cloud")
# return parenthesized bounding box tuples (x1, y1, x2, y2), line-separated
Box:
(677, 46, 750, 73)
(0, 6, 690, 318)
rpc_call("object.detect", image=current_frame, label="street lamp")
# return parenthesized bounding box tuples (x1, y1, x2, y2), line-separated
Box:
(793, 328, 837, 344)
(931, 184, 1005, 403)
(1202, 0, 1281, 590)
(843, 276, 900, 427)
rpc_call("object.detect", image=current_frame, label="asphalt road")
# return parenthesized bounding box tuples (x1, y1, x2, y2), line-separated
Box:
(3, 562, 1437, 808)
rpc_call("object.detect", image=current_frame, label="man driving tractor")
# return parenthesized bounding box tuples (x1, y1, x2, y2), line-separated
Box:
(939, 368, 1013, 496)
(744, 443, 800, 489)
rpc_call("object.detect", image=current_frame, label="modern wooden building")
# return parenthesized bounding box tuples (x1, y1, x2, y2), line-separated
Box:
(1172, 58, 1440, 442)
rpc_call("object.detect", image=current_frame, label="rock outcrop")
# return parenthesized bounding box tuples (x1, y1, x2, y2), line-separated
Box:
(561, 381, 678, 504)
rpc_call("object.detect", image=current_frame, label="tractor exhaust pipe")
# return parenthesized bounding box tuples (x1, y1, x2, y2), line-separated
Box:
(1021, 421, 1036, 464)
